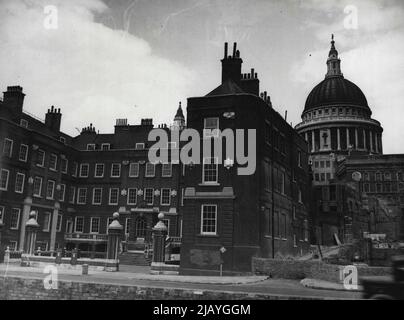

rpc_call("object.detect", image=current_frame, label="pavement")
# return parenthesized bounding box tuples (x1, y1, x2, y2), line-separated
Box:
(300, 278, 363, 292)
(0, 263, 363, 300)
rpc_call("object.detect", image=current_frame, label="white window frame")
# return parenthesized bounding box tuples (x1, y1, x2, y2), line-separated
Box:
(129, 162, 139, 177)
(10, 208, 20, 230)
(77, 188, 87, 205)
(92, 188, 103, 205)
(110, 163, 121, 178)
(109, 188, 119, 205)
(37, 149, 45, 167)
(127, 188, 137, 205)
(0, 206, 4, 221)
(144, 188, 154, 205)
(59, 184, 66, 202)
(162, 163, 172, 177)
(3, 138, 13, 157)
(33, 176, 43, 197)
(101, 143, 110, 151)
(203, 117, 219, 138)
(46, 180, 55, 200)
(202, 157, 218, 184)
(94, 163, 104, 178)
(15, 172, 25, 194)
(9, 241, 18, 251)
(61, 158, 68, 174)
(90, 217, 100, 234)
(135, 143, 145, 150)
(74, 216, 84, 233)
(106, 217, 114, 234)
(200, 204, 217, 235)
(19, 144, 28, 162)
(79, 163, 89, 178)
(42, 212, 51, 232)
(87, 144, 96, 151)
(49, 153, 58, 171)
(160, 188, 171, 206)
(145, 163, 155, 177)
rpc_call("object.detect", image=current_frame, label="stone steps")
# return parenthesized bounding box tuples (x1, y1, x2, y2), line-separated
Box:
(119, 252, 151, 266)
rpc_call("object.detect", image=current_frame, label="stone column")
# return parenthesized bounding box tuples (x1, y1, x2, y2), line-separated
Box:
(49, 202, 60, 251)
(305, 132, 308, 144)
(107, 212, 123, 260)
(355, 128, 358, 149)
(363, 129, 366, 150)
(337, 128, 341, 150)
(152, 212, 168, 265)
(346, 128, 350, 148)
(24, 211, 40, 255)
(370, 131, 373, 152)
(19, 196, 33, 251)
(311, 130, 315, 152)
(375, 133, 379, 153)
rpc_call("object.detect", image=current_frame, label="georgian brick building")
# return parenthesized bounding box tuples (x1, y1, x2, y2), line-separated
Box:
(0, 85, 185, 254)
(180, 43, 311, 275)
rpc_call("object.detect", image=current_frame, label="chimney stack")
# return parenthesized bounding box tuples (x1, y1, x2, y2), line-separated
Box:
(45, 106, 62, 132)
(221, 42, 243, 84)
(3, 86, 25, 117)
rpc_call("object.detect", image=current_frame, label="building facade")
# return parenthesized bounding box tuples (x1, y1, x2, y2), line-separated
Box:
(0, 86, 185, 255)
(180, 43, 311, 275)
(336, 154, 404, 241)
(296, 36, 403, 245)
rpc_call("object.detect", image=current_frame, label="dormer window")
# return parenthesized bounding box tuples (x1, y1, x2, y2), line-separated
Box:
(101, 143, 110, 151)
(20, 119, 28, 128)
(87, 144, 96, 151)
(135, 143, 145, 150)
(59, 137, 66, 144)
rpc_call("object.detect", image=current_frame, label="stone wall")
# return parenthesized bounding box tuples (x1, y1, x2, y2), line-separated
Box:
(252, 258, 391, 283)
(0, 276, 312, 300)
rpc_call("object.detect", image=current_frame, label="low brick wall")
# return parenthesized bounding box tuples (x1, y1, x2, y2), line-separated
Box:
(0, 276, 316, 300)
(252, 258, 391, 283)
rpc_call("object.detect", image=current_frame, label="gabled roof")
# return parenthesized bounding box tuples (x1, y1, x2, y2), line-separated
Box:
(205, 78, 245, 97)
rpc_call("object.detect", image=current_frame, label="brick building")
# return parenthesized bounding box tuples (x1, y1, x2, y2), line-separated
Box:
(336, 154, 404, 241)
(180, 43, 311, 275)
(0, 85, 185, 255)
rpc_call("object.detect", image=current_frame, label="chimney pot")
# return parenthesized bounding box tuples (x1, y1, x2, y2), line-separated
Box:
(224, 42, 228, 59)
(233, 42, 237, 58)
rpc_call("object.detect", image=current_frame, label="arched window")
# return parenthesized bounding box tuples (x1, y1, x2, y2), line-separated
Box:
(134, 217, 147, 237)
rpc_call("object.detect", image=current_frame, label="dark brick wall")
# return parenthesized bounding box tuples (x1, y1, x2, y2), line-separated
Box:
(0, 276, 303, 300)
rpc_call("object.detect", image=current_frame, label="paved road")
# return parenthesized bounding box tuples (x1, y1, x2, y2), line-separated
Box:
(0, 265, 362, 300)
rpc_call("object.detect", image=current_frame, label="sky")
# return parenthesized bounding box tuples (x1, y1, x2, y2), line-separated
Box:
(0, 0, 403, 153)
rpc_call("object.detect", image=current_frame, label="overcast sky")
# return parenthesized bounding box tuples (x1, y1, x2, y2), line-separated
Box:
(0, 0, 403, 154)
